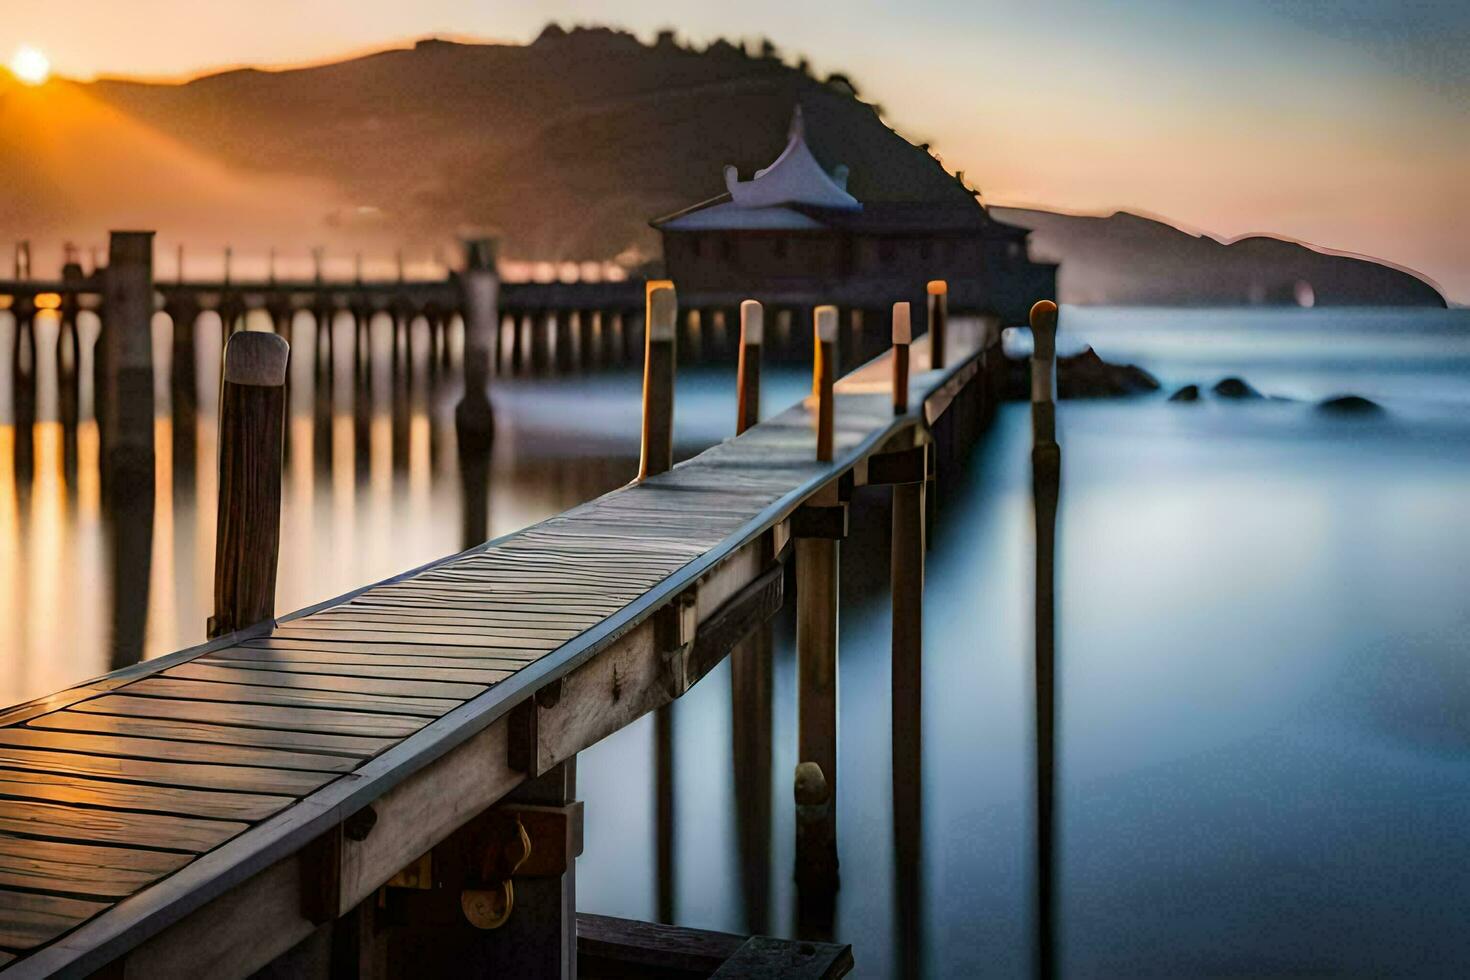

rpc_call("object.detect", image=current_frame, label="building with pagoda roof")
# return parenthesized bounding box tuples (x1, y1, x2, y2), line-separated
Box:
(651, 106, 1056, 326)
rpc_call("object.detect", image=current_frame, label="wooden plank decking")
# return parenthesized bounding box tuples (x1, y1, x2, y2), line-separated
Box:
(0, 322, 994, 978)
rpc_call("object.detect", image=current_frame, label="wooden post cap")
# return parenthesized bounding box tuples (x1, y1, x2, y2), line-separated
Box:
(646, 280, 677, 340)
(1030, 300, 1059, 361)
(926, 280, 948, 296)
(223, 330, 289, 387)
(740, 299, 764, 345)
(814, 305, 839, 343)
(892, 302, 912, 345)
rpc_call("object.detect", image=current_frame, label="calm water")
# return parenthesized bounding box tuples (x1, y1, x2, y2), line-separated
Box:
(2, 306, 1468, 976)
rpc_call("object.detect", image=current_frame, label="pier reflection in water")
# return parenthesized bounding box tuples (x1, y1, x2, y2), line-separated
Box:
(0, 306, 646, 699)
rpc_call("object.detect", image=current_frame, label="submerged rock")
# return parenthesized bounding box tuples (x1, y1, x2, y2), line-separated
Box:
(1169, 384, 1200, 402)
(1317, 395, 1383, 415)
(1212, 377, 1261, 399)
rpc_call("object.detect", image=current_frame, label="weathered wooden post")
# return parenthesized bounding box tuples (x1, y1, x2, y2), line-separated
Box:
(11, 296, 37, 486)
(736, 300, 763, 434)
(794, 304, 842, 895)
(637, 280, 679, 921)
(813, 305, 836, 461)
(730, 298, 773, 929)
(166, 292, 202, 477)
(456, 237, 498, 436)
(1029, 298, 1060, 980)
(927, 279, 948, 370)
(891, 301, 911, 415)
(99, 230, 157, 491)
(208, 330, 289, 638)
(638, 281, 677, 480)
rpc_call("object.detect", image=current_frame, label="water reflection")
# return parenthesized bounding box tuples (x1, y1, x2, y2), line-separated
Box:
(0, 306, 653, 707)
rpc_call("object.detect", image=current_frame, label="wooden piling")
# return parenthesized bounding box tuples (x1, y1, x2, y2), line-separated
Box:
(208, 330, 289, 639)
(736, 300, 763, 435)
(99, 230, 156, 491)
(813, 305, 837, 462)
(891, 301, 911, 415)
(1029, 298, 1060, 980)
(889, 443, 926, 962)
(796, 304, 842, 892)
(457, 238, 499, 435)
(927, 280, 948, 370)
(795, 525, 840, 892)
(638, 281, 677, 480)
(731, 299, 771, 930)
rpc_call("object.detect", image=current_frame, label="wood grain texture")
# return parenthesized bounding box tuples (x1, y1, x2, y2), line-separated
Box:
(209, 350, 286, 638)
(0, 800, 246, 853)
(25, 711, 392, 759)
(0, 745, 332, 797)
(70, 695, 425, 739)
(0, 890, 109, 950)
(120, 678, 459, 718)
(0, 726, 354, 774)
(0, 770, 293, 822)
(0, 838, 188, 899)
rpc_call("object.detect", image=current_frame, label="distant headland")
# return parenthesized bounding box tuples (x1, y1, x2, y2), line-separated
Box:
(3, 24, 1444, 307)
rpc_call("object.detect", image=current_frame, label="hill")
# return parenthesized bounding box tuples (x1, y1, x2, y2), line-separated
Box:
(993, 207, 1445, 307)
(6, 25, 1444, 306)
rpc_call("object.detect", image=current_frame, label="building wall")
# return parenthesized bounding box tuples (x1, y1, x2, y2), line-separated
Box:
(660, 228, 1054, 322)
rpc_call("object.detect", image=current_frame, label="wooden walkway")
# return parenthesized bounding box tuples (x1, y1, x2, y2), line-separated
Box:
(0, 321, 993, 977)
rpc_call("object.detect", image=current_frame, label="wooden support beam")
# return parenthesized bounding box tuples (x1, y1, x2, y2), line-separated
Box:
(209, 331, 288, 638)
(865, 445, 926, 487)
(791, 503, 848, 541)
(576, 914, 853, 979)
(639, 281, 677, 480)
(384, 762, 581, 979)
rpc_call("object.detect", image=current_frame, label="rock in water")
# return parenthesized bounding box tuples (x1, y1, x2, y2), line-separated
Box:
(1213, 377, 1261, 399)
(999, 346, 1159, 399)
(1169, 384, 1200, 402)
(1317, 395, 1383, 415)
(1055, 347, 1160, 399)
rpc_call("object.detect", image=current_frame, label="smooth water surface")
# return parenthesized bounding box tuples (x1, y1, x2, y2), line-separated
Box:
(2, 306, 1467, 976)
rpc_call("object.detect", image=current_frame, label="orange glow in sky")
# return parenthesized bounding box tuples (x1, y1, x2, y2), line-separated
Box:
(0, 1, 1466, 300)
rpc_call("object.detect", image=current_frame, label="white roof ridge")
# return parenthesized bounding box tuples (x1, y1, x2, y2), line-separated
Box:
(722, 107, 862, 212)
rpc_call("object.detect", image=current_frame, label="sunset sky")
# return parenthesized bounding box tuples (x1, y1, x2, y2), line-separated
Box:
(3, 0, 1467, 300)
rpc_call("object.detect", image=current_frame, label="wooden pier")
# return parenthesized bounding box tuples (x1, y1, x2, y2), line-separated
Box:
(0, 278, 1007, 977)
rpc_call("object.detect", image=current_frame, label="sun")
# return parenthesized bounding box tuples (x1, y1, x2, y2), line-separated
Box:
(10, 45, 51, 86)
